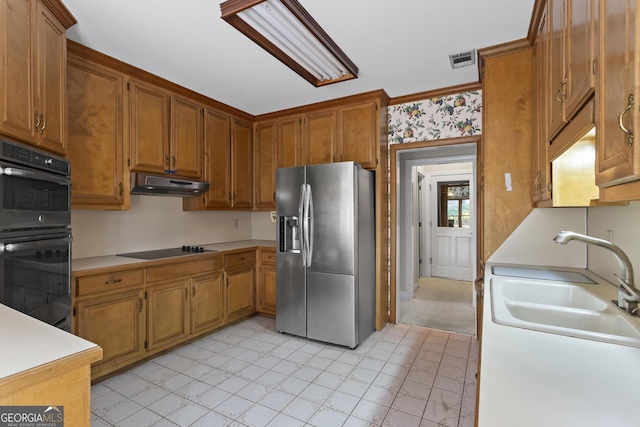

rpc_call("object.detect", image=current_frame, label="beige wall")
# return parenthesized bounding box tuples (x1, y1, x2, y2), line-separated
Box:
(489, 202, 640, 291)
(487, 208, 587, 267)
(587, 202, 640, 284)
(71, 196, 256, 259)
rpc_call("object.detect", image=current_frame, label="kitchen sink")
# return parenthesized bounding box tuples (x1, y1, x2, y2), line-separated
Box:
(503, 301, 640, 338)
(500, 278, 608, 311)
(492, 265, 596, 284)
(490, 266, 640, 347)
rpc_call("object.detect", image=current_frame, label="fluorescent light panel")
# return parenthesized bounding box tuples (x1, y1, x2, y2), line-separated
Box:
(221, 0, 358, 87)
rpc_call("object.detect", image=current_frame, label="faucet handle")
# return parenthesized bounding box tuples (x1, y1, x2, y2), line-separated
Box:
(614, 274, 640, 302)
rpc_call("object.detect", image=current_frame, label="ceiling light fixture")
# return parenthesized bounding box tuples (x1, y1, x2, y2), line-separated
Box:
(220, 0, 358, 87)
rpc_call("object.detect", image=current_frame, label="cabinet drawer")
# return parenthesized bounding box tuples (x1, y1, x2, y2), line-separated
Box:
(260, 250, 276, 264)
(225, 250, 255, 268)
(147, 256, 223, 282)
(76, 269, 144, 296)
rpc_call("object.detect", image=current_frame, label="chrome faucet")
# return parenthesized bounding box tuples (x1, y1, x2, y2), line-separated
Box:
(553, 230, 640, 314)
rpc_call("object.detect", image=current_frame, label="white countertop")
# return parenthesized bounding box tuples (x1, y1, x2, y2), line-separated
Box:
(72, 239, 276, 271)
(478, 263, 640, 427)
(0, 304, 100, 380)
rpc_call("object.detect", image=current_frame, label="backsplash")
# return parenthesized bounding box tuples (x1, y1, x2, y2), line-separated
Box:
(587, 202, 640, 284)
(487, 208, 587, 267)
(71, 196, 252, 259)
(488, 202, 640, 288)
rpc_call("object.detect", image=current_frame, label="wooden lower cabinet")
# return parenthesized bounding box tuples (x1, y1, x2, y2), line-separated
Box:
(146, 279, 190, 351)
(191, 271, 225, 333)
(257, 249, 276, 316)
(73, 250, 267, 380)
(226, 264, 255, 323)
(75, 288, 146, 377)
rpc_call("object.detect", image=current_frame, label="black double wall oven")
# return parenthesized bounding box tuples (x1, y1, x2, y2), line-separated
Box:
(0, 138, 72, 331)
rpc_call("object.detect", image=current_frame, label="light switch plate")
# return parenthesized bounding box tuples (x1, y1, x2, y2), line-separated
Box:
(270, 211, 277, 223)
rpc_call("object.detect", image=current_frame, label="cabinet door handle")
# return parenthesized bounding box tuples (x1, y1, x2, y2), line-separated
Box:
(138, 298, 143, 313)
(119, 182, 123, 197)
(619, 93, 634, 146)
(192, 286, 196, 296)
(105, 278, 122, 285)
(40, 114, 46, 133)
(172, 155, 176, 168)
(273, 193, 276, 202)
(238, 257, 245, 261)
(560, 77, 567, 101)
(555, 88, 564, 104)
(556, 77, 567, 105)
(34, 110, 40, 131)
(185, 288, 188, 299)
(165, 154, 170, 167)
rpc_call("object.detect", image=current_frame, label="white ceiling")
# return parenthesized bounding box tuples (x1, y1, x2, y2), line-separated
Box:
(62, 0, 535, 116)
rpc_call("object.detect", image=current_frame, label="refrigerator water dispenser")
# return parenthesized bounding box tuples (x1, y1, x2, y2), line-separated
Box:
(279, 216, 301, 253)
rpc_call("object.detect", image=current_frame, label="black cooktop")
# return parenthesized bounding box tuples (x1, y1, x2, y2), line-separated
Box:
(117, 246, 216, 260)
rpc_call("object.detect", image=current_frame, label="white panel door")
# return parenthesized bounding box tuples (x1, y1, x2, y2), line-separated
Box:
(431, 173, 474, 280)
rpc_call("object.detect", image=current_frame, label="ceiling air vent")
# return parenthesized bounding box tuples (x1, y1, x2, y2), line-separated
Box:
(448, 49, 476, 69)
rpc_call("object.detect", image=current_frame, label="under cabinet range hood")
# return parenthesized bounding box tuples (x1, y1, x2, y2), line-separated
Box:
(130, 173, 209, 197)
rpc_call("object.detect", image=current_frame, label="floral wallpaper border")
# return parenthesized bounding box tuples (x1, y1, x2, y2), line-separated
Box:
(388, 90, 482, 144)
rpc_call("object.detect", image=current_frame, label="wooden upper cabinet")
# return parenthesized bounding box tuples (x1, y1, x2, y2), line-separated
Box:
(171, 95, 203, 178)
(0, 0, 35, 143)
(548, 0, 595, 139)
(129, 79, 171, 175)
(254, 121, 276, 210)
(533, 7, 551, 203)
(303, 109, 337, 165)
(0, 0, 74, 155)
(67, 52, 128, 209)
(254, 115, 302, 210)
(201, 107, 231, 208)
(548, 0, 566, 138)
(277, 116, 302, 168)
(35, 1, 67, 154)
(338, 101, 379, 169)
(565, 0, 595, 115)
(595, 0, 638, 190)
(232, 118, 253, 208)
(130, 81, 203, 179)
(184, 109, 254, 211)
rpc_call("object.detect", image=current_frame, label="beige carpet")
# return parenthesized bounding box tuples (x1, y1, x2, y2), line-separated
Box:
(399, 277, 476, 336)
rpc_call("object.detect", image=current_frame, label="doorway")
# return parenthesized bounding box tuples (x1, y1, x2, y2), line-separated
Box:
(391, 138, 479, 336)
(430, 172, 474, 281)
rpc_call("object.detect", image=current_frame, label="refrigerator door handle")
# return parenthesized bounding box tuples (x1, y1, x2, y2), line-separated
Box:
(307, 184, 314, 267)
(299, 183, 306, 265)
(302, 183, 310, 267)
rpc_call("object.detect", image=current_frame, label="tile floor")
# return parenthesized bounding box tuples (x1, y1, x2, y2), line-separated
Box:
(91, 316, 479, 427)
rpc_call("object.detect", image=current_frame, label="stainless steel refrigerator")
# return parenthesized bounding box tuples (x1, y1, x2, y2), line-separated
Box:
(276, 161, 375, 348)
